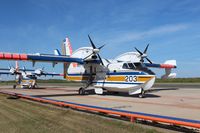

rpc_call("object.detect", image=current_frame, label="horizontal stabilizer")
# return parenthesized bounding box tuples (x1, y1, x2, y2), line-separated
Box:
(54, 49, 61, 56)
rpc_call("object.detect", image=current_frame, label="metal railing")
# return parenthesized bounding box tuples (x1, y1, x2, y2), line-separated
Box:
(0, 90, 200, 130)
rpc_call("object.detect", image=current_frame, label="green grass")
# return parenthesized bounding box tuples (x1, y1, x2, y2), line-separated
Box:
(0, 94, 161, 133)
(156, 78, 200, 83)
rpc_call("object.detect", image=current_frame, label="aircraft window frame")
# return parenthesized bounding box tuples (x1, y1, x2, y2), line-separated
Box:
(134, 63, 141, 67)
(122, 63, 129, 69)
(127, 63, 135, 69)
(122, 63, 136, 69)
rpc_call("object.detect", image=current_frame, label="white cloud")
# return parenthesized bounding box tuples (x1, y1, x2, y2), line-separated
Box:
(107, 24, 188, 44)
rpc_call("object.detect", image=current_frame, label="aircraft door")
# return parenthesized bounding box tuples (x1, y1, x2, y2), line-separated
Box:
(90, 66, 92, 74)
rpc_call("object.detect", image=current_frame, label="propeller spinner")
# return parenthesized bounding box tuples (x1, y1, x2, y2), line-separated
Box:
(135, 44, 153, 64)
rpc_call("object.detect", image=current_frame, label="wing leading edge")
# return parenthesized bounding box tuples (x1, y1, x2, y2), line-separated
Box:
(144, 63, 177, 69)
(144, 60, 177, 69)
(0, 53, 84, 64)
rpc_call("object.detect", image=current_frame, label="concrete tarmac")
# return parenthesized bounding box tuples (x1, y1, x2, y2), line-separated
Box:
(0, 84, 200, 122)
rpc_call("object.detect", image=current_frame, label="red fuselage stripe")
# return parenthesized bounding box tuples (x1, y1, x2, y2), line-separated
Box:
(0, 53, 28, 60)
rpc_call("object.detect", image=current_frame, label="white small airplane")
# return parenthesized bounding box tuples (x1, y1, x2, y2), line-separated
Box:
(0, 61, 62, 89)
(0, 35, 176, 97)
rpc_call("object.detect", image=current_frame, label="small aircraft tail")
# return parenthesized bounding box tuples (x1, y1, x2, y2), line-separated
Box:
(62, 37, 73, 56)
(15, 61, 19, 71)
(61, 37, 77, 79)
(161, 60, 177, 79)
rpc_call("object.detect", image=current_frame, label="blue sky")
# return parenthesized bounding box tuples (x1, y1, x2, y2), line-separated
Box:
(0, 0, 200, 79)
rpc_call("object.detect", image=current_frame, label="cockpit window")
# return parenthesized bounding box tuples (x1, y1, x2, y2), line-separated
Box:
(122, 62, 154, 75)
(134, 63, 155, 75)
(122, 63, 135, 69)
(122, 63, 129, 69)
(128, 63, 135, 69)
(134, 63, 142, 67)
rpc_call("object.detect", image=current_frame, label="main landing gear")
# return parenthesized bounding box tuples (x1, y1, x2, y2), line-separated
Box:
(13, 85, 16, 89)
(139, 88, 145, 98)
(78, 87, 86, 95)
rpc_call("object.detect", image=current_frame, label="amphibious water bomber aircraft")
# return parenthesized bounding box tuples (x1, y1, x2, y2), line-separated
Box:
(0, 61, 62, 89)
(0, 36, 176, 97)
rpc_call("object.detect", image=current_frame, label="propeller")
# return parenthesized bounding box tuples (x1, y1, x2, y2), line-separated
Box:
(9, 66, 16, 74)
(135, 44, 153, 64)
(84, 35, 105, 66)
(22, 66, 27, 74)
(9, 66, 20, 75)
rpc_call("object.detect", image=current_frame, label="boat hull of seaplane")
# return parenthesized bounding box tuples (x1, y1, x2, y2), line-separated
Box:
(66, 71, 156, 95)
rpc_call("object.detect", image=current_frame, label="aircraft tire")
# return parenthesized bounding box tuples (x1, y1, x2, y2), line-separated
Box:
(79, 87, 85, 95)
(29, 85, 33, 89)
(139, 94, 144, 98)
(13, 85, 16, 89)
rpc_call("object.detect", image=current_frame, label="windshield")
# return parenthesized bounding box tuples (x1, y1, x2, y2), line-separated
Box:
(122, 63, 136, 69)
(122, 63, 155, 75)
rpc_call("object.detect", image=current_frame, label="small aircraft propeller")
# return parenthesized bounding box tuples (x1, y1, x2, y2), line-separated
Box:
(22, 66, 27, 74)
(84, 35, 105, 66)
(135, 44, 153, 64)
(9, 66, 17, 74)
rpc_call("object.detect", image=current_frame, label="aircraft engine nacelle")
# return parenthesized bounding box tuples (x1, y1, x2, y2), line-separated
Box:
(91, 55, 97, 59)
(35, 69, 42, 75)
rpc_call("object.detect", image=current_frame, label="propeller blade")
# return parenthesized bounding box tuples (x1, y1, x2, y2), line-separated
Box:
(23, 66, 26, 71)
(146, 57, 153, 64)
(98, 44, 105, 50)
(135, 47, 143, 55)
(88, 35, 96, 49)
(144, 44, 149, 54)
(97, 53, 104, 66)
(86, 35, 105, 66)
(83, 53, 94, 60)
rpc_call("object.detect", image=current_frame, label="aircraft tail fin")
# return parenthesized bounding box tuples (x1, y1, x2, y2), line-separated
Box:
(61, 37, 76, 79)
(15, 61, 19, 71)
(62, 37, 73, 56)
